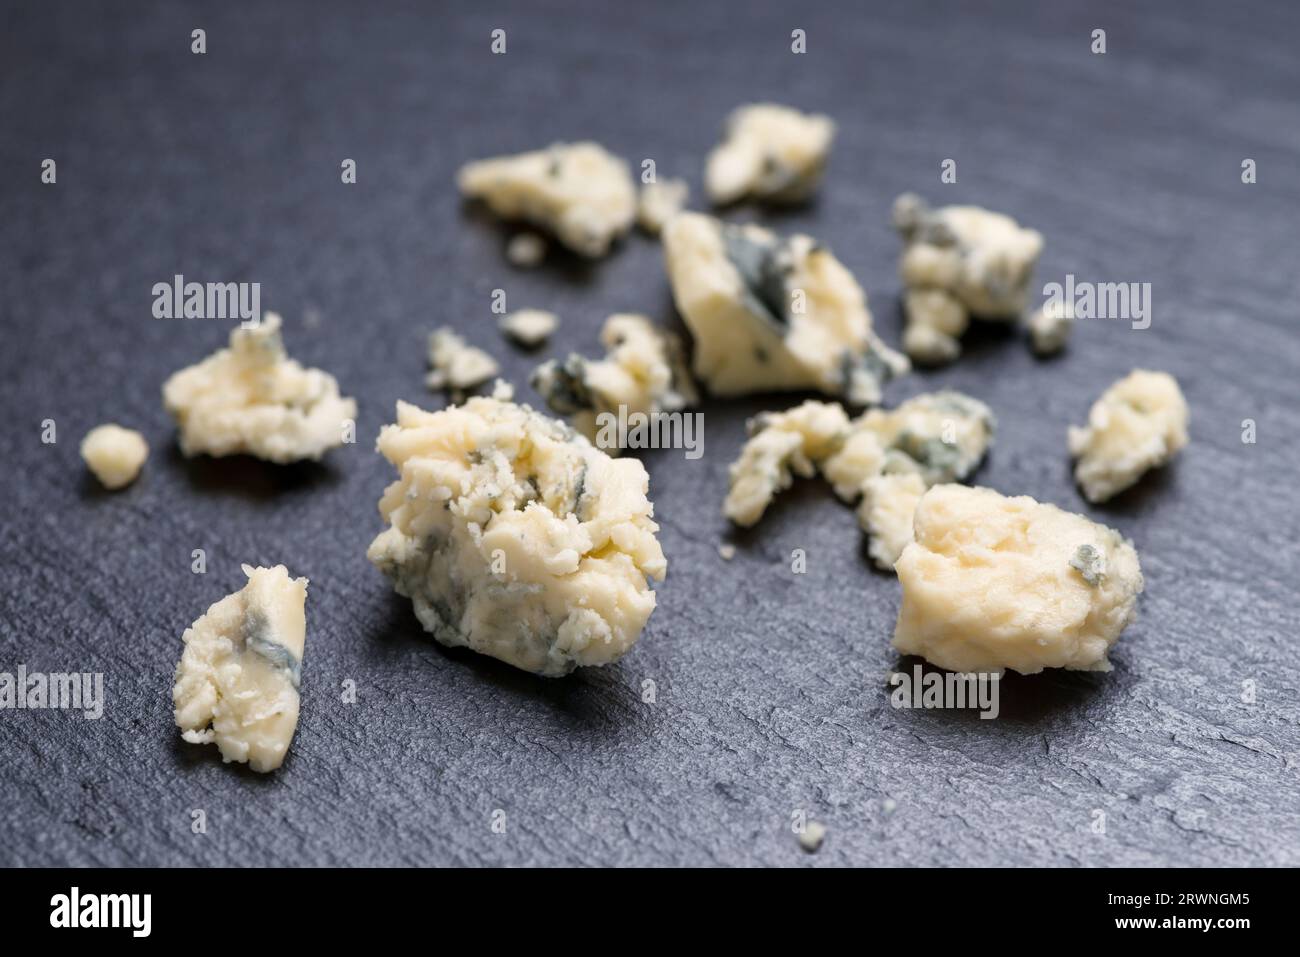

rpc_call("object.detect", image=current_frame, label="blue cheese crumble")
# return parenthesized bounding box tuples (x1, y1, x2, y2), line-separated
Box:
(367, 395, 667, 676)
(173, 564, 309, 772)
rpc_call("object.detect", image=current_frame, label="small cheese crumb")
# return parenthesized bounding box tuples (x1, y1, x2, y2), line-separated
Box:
(706, 104, 835, 205)
(426, 327, 500, 398)
(717, 543, 736, 561)
(531, 313, 697, 447)
(798, 821, 827, 853)
(1027, 299, 1075, 356)
(80, 424, 148, 490)
(882, 798, 898, 816)
(500, 309, 559, 348)
(637, 177, 689, 235)
(1068, 369, 1189, 503)
(506, 231, 547, 268)
(893, 193, 1044, 365)
(173, 564, 308, 772)
(162, 313, 357, 462)
(893, 485, 1144, 674)
(458, 142, 636, 258)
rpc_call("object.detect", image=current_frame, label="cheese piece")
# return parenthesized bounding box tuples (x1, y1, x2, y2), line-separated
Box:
(367, 396, 666, 676)
(426, 327, 500, 397)
(1027, 299, 1075, 356)
(637, 177, 689, 235)
(797, 820, 827, 853)
(1068, 369, 1188, 503)
(724, 391, 994, 569)
(530, 313, 697, 446)
(506, 232, 547, 268)
(162, 313, 357, 462)
(500, 308, 559, 348)
(81, 424, 148, 490)
(893, 193, 1044, 364)
(893, 485, 1144, 674)
(663, 212, 908, 403)
(705, 103, 835, 205)
(822, 391, 995, 569)
(724, 400, 850, 526)
(458, 142, 636, 258)
(173, 564, 308, 772)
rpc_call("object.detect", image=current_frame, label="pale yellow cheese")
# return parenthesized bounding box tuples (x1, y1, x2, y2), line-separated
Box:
(705, 104, 835, 205)
(81, 424, 148, 490)
(893, 485, 1144, 674)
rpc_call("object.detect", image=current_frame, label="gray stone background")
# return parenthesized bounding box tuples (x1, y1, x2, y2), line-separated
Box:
(1, 0, 1297, 866)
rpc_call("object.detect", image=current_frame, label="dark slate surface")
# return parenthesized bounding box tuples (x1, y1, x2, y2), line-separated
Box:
(2, 0, 1298, 868)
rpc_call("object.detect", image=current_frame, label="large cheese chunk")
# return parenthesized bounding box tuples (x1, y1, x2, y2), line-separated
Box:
(893, 485, 1144, 674)
(162, 313, 357, 462)
(458, 142, 636, 258)
(367, 396, 666, 676)
(893, 194, 1044, 364)
(705, 103, 835, 205)
(81, 424, 148, 490)
(173, 564, 308, 772)
(531, 313, 697, 447)
(1068, 369, 1189, 503)
(724, 400, 850, 526)
(663, 212, 908, 403)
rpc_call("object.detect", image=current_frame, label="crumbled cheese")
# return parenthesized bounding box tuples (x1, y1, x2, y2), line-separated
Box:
(857, 472, 927, 571)
(724, 400, 850, 527)
(173, 564, 308, 772)
(663, 212, 908, 403)
(500, 308, 559, 348)
(426, 327, 500, 397)
(706, 104, 835, 205)
(1027, 299, 1075, 356)
(798, 820, 827, 853)
(80, 424, 148, 490)
(506, 231, 547, 268)
(1068, 370, 1188, 503)
(893, 193, 1044, 364)
(366, 396, 666, 676)
(162, 313, 357, 462)
(893, 485, 1144, 674)
(458, 142, 636, 258)
(717, 543, 736, 561)
(530, 313, 697, 446)
(637, 177, 689, 235)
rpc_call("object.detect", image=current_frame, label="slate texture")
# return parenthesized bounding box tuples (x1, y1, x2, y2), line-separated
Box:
(1, 0, 1297, 867)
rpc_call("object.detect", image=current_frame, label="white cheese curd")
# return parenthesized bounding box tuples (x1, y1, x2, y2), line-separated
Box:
(366, 396, 667, 676)
(80, 424, 148, 490)
(1027, 299, 1075, 356)
(173, 564, 308, 772)
(1068, 369, 1189, 503)
(663, 212, 908, 403)
(893, 485, 1144, 674)
(426, 327, 500, 397)
(637, 177, 689, 235)
(857, 472, 927, 571)
(724, 400, 850, 527)
(162, 313, 358, 462)
(458, 142, 636, 258)
(893, 193, 1044, 364)
(499, 308, 559, 348)
(705, 103, 836, 205)
(530, 313, 697, 446)
(505, 231, 547, 268)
